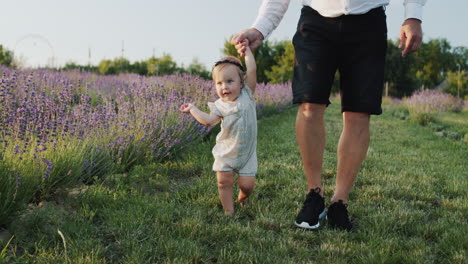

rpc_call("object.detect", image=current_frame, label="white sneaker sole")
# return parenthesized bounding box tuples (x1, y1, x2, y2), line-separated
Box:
(294, 210, 327, 229)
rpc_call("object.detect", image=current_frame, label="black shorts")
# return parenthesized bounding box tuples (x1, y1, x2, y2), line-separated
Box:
(292, 6, 387, 115)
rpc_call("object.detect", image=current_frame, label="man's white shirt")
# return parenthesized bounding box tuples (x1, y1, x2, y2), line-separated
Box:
(252, 0, 427, 39)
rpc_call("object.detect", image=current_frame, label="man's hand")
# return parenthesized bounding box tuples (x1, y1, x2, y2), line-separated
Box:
(399, 18, 423, 57)
(231, 28, 264, 57)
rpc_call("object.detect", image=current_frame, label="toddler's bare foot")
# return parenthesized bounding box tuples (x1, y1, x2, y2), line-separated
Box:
(237, 196, 249, 207)
(224, 210, 235, 216)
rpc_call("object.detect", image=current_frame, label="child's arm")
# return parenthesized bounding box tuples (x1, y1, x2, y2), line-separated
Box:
(243, 40, 257, 94)
(180, 103, 221, 126)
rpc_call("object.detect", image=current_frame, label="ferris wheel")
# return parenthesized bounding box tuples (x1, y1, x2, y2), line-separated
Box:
(14, 34, 55, 68)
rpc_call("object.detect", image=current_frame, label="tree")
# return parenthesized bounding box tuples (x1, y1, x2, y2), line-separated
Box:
(412, 39, 457, 89)
(113, 57, 131, 74)
(452, 46, 468, 70)
(442, 71, 467, 99)
(98, 59, 113, 75)
(146, 54, 177, 76)
(185, 58, 211, 79)
(62, 62, 98, 72)
(384, 39, 418, 97)
(265, 41, 294, 84)
(131, 60, 148, 75)
(97, 57, 130, 75)
(0, 44, 13, 67)
(223, 39, 287, 83)
(383, 38, 464, 97)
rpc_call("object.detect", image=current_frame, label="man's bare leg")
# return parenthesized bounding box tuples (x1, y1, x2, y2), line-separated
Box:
(296, 103, 327, 195)
(332, 112, 370, 203)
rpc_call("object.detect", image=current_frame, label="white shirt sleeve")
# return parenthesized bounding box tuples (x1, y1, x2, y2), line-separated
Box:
(404, 0, 427, 21)
(251, 0, 291, 40)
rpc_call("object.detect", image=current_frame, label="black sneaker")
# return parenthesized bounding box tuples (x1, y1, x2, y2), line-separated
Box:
(327, 200, 353, 231)
(294, 188, 326, 229)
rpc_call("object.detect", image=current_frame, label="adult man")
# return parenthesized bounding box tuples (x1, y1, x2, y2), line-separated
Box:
(232, 0, 426, 231)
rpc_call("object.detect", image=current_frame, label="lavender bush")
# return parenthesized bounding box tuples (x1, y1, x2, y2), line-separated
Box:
(0, 162, 32, 225)
(403, 89, 464, 125)
(0, 66, 292, 224)
(255, 82, 293, 116)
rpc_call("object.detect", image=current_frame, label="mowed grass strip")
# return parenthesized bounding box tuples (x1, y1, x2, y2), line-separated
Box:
(3, 103, 467, 263)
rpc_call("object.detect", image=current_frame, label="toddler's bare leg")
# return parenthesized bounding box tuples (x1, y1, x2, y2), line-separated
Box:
(217, 171, 235, 215)
(237, 176, 255, 204)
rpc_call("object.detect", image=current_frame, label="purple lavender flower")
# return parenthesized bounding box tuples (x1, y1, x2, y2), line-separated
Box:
(42, 158, 53, 180)
(1, 66, 292, 175)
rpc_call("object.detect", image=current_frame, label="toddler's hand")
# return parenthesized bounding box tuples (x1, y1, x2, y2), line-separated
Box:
(231, 28, 263, 57)
(236, 39, 251, 57)
(180, 103, 193, 113)
(242, 39, 250, 48)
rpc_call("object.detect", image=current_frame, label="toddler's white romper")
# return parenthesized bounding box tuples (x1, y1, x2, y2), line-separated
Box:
(208, 85, 257, 176)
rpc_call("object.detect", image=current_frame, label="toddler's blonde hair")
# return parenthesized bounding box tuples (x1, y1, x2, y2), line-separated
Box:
(212, 56, 245, 85)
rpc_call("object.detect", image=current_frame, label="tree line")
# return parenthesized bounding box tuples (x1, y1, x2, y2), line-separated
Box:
(224, 38, 467, 99)
(64, 54, 212, 80)
(0, 46, 212, 80)
(0, 37, 466, 98)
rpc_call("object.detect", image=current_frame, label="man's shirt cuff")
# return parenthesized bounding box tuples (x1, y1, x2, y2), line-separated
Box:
(252, 18, 273, 40)
(404, 2, 424, 21)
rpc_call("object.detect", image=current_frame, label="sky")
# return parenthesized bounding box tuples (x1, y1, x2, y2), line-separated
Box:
(1, 0, 467, 69)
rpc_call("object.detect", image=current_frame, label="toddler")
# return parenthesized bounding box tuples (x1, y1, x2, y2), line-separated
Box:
(180, 41, 257, 215)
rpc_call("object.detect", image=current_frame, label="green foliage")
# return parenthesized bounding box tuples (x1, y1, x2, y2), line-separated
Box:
(95, 54, 183, 77)
(62, 62, 98, 72)
(223, 39, 238, 58)
(0, 138, 115, 225)
(182, 58, 211, 79)
(265, 42, 294, 84)
(131, 60, 148, 75)
(223, 39, 289, 83)
(432, 110, 468, 142)
(385, 40, 419, 97)
(0, 45, 13, 67)
(412, 39, 464, 89)
(98, 59, 113, 75)
(384, 38, 467, 97)
(0, 162, 31, 225)
(385, 104, 410, 121)
(98, 57, 131, 75)
(442, 71, 467, 99)
(146, 54, 177, 76)
(80, 146, 115, 185)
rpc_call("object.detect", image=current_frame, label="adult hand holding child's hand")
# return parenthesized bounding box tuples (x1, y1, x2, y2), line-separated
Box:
(231, 28, 263, 57)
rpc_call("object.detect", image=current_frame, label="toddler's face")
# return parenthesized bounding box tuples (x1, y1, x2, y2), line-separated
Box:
(214, 65, 242, 102)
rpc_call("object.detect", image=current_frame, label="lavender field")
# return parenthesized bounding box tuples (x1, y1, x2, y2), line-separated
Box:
(0, 66, 292, 224)
(1, 67, 466, 262)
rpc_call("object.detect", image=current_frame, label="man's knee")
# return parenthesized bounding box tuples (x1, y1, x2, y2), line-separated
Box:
(343, 112, 370, 124)
(298, 103, 326, 120)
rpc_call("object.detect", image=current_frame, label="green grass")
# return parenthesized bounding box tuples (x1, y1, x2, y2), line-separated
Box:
(432, 110, 468, 142)
(1, 103, 467, 263)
